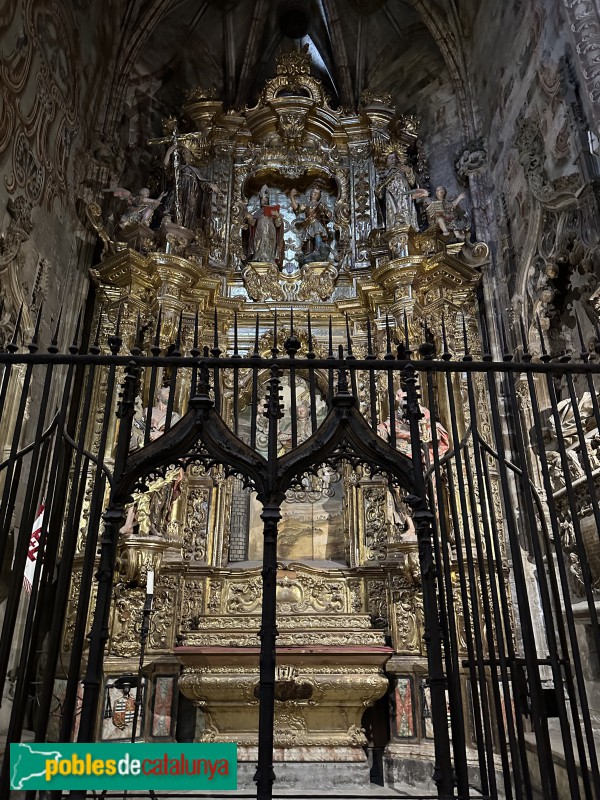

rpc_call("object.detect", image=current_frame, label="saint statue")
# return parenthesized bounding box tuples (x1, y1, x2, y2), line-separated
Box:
(290, 186, 332, 265)
(412, 186, 470, 239)
(244, 185, 284, 266)
(375, 151, 418, 229)
(377, 388, 450, 461)
(121, 387, 183, 538)
(163, 143, 217, 233)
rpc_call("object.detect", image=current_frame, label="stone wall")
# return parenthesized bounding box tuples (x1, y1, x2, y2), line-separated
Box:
(0, 0, 124, 345)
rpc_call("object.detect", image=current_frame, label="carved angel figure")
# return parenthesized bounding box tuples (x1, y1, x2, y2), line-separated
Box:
(108, 187, 166, 228)
(412, 185, 470, 239)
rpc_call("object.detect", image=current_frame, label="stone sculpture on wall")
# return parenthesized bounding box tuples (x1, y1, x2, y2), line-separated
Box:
(413, 186, 470, 239)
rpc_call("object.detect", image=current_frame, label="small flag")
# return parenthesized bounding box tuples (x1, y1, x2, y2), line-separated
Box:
(23, 504, 44, 594)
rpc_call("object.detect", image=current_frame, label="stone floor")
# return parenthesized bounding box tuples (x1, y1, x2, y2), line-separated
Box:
(85, 785, 484, 798)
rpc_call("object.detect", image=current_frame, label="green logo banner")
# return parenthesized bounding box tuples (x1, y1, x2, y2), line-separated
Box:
(10, 743, 237, 790)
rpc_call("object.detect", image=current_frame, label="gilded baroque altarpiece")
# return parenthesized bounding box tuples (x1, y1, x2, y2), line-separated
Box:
(66, 50, 494, 773)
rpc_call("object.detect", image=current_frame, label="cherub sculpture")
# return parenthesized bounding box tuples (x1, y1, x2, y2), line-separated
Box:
(412, 186, 470, 239)
(108, 187, 166, 228)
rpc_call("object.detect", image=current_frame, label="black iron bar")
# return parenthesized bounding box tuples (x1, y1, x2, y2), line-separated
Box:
(346, 315, 358, 399)
(463, 369, 522, 800)
(255, 361, 284, 800)
(503, 365, 585, 797)
(2, 351, 600, 376)
(327, 317, 334, 405)
(60, 339, 123, 741)
(403, 359, 454, 800)
(212, 308, 222, 414)
(289, 310, 298, 449)
(0, 322, 39, 575)
(77, 356, 140, 745)
(164, 312, 182, 432)
(539, 349, 600, 658)
(250, 316, 260, 451)
(366, 316, 378, 432)
(459, 323, 515, 799)
(144, 307, 162, 445)
(1, 435, 51, 756)
(0, 313, 56, 694)
(385, 315, 396, 446)
(478, 445, 534, 799)
(425, 369, 471, 799)
(306, 311, 317, 435)
(484, 366, 560, 800)
(34, 354, 100, 749)
(190, 306, 200, 400)
(232, 311, 241, 438)
(523, 367, 599, 799)
(442, 367, 495, 798)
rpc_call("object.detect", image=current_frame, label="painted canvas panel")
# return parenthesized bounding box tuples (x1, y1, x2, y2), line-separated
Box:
(151, 675, 176, 738)
(392, 676, 414, 737)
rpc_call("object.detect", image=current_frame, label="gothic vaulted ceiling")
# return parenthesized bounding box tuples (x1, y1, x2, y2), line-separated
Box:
(115, 0, 468, 188)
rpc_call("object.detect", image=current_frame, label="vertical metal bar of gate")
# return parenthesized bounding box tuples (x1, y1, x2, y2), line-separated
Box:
(255, 363, 284, 800)
(404, 360, 455, 800)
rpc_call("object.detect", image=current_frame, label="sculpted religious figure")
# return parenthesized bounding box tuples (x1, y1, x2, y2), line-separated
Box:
(290, 186, 332, 266)
(164, 143, 217, 233)
(377, 388, 450, 461)
(412, 185, 470, 239)
(244, 185, 284, 266)
(375, 151, 418, 229)
(121, 388, 183, 538)
(109, 187, 166, 228)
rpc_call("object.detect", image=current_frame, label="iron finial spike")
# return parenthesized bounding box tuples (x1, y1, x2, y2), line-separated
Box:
(193, 305, 199, 350)
(72, 307, 83, 347)
(328, 316, 333, 357)
(233, 310, 239, 355)
(366, 315, 373, 356)
(290, 306, 294, 335)
(575, 310, 587, 355)
(440, 312, 452, 360)
(385, 313, 392, 355)
(345, 314, 353, 356)
(499, 314, 512, 359)
(154, 305, 163, 347)
(49, 305, 61, 346)
(307, 309, 313, 353)
(115, 302, 123, 338)
(273, 309, 278, 355)
(254, 313, 260, 356)
(93, 304, 103, 348)
(535, 314, 548, 357)
(461, 313, 470, 356)
(175, 309, 183, 351)
(32, 301, 44, 343)
(403, 309, 410, 351)
(213, 307, 219, 349)
(519, 314, 530, 356)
